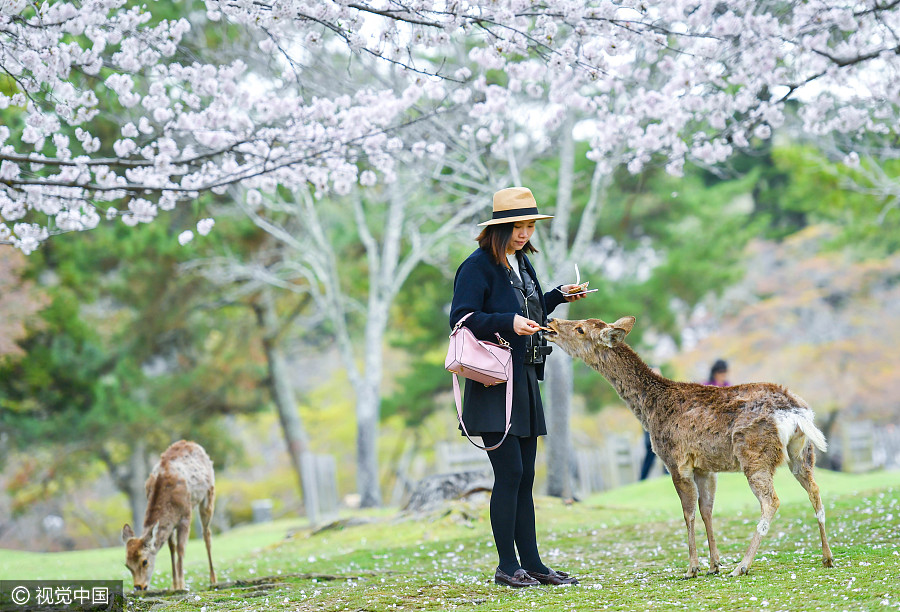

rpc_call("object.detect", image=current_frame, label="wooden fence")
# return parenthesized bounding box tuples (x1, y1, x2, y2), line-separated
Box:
(839, 421, 900, 473)
(572, 433, 648, 499)
(249, 452, 339, 526)
(427, 433, 649, 499)
(569, 420, 900, 497)
(396, 420, 899, 505)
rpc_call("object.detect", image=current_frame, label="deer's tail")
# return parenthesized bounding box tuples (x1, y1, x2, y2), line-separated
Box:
(797, 415, 827, 452)
(776, 407, 827, 454)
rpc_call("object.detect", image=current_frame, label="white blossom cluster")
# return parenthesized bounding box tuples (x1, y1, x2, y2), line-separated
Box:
(1, 0, 899, 252)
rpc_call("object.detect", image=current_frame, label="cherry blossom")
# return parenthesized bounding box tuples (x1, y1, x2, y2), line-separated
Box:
(197, 218, 215, 236)
(1, 0, 899, 251)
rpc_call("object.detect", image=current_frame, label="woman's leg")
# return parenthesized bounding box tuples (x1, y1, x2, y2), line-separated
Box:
(482, 433, 524, 575)
(515, 436, 550, 574)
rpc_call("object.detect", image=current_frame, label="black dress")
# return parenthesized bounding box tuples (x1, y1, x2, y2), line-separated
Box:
(449, 248, 566, 438)
(506, 252, 546, 437)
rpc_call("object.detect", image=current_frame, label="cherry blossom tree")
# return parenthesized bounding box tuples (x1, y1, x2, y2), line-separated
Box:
(189, 174, 488, 508)
(3, 0, 899, 254)
(5, 0, 900, 506)
(0, 248, 46, 356)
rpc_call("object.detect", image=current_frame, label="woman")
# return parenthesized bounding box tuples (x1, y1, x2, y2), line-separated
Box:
(449, 187, 587, 588)
(705, 359, 730, 387)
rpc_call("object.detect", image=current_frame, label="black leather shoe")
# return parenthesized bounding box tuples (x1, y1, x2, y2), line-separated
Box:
(494, 568, 539, 587)
(525, 568, 579, 585)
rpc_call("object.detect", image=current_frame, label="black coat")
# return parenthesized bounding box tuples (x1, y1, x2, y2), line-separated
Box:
(449, 247, 566, 436)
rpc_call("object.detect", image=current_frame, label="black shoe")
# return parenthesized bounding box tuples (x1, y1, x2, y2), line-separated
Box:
(494, 568, 539, 587)
(525, 568, 579, 585)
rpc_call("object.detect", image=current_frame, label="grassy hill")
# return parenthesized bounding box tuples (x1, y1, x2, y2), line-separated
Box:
(1, 468, 897, 611)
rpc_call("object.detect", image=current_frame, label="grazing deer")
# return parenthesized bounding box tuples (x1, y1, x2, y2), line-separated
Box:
(121, 440, 217, 591)
(545, 316, 834, 578)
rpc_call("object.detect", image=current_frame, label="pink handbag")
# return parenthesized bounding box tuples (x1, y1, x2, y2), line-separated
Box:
(445, 313, 513, 451)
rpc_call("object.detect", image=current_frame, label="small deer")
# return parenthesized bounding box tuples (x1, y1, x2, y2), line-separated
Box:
(121, 440, 217, 591)
(545, 316, 834, 578)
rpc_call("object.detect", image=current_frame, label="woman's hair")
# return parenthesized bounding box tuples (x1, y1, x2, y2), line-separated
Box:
(708, 359, 728, 381)
(476, 223, 538, 267)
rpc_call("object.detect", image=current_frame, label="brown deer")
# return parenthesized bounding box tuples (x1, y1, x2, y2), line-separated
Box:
(545, 316, 834, 578)
(121, 440, 217, 591)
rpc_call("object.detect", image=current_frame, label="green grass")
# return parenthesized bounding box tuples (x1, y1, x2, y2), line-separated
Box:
(2, 468, 898, 611)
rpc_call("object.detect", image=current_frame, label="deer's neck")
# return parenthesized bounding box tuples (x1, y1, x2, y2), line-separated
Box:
(589, 343, 669, 430)
(142, 479, 179, 552)
(146, 524, 175, 553)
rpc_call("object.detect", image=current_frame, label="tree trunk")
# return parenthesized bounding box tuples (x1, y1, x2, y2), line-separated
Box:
(543, 111, 577, 499)
(243, 182, 489, 512)
(544, 303, 574, 499)
(99, 441, 148, 529)
(355, 385, 382, 507)
(354, 306, 386, 508)
(127, 440, 149, 529)
(255, 293, 320, 525)
(404, 471, 493, 513)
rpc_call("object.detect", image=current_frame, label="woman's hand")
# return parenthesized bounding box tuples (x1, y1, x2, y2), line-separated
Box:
(513, 314, 541, 336)
(560, 284, 589, 302)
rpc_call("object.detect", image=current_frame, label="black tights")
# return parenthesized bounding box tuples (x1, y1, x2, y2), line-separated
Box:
(481, 433, 550, 576)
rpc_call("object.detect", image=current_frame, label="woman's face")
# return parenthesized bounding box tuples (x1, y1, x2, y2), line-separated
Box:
(507, 220, 536, 253)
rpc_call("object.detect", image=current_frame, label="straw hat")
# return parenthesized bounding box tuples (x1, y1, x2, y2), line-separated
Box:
(477, 187, 554, 226)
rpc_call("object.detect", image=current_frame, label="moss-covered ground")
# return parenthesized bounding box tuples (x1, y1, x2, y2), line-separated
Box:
(1, 469, 898, 611)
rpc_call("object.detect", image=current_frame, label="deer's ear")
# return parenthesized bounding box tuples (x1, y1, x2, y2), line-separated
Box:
(122, 524, 135, 544)
(586, 319, 606, 342)
(148, 522, 160, 545)
(612, 316, 635, 335)
(605, 328, 627, 346)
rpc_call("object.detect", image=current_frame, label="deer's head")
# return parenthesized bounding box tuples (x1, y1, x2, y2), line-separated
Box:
(544, 316, 636, 361)
(122, 523, 159, 591)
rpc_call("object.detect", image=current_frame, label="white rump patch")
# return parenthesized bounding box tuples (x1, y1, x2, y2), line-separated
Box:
(774, 408, 827, 455)
(757, 519, 770, 536)
(816, 509, 826, 524)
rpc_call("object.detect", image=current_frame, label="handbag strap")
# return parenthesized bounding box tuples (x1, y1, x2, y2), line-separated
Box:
(452, 312, 509, 347)
(451, 312, 474, 336)
(451, 359, 513, 452)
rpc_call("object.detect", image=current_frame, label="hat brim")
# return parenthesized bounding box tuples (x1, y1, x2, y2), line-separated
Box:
(477, 213, 554, 227)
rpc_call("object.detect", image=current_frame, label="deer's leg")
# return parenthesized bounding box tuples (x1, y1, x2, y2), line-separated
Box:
(167, 533, 177, 590)
(788, 438, 834, 568)
(175, 516, 191, 591)
(670, 470, 701, 578)
(200, 488, 217, 585)
(732, 469, 779, 577)
(694, 471, 721, 575)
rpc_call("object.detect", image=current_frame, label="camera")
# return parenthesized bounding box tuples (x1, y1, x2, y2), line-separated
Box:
(525, 332, 553, 364)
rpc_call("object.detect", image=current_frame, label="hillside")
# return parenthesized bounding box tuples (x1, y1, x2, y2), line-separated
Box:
(674, 225, 900, 425)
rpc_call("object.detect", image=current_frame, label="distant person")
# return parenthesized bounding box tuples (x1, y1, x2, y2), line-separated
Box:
(639, 430, 657, 481)
(705, 359, 730, 387)
(640, 366, 665, 481)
